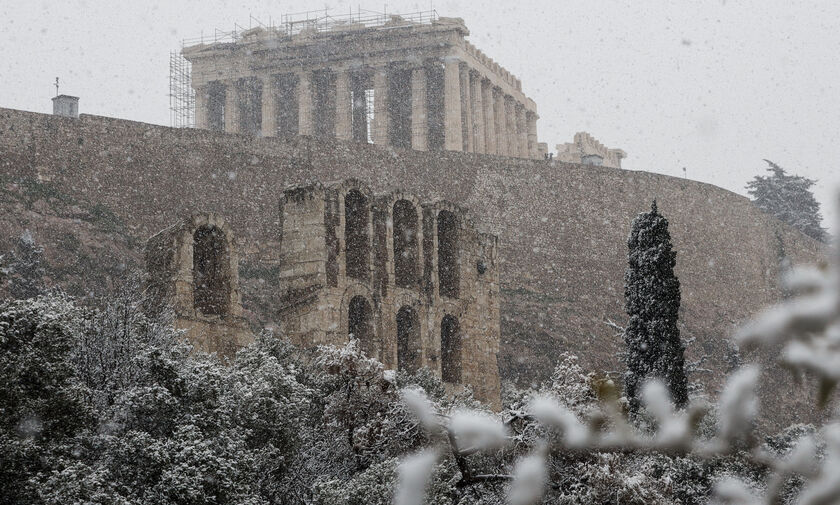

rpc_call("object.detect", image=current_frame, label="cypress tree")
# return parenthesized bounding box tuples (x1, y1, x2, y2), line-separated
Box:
(624, 201, 688, 412)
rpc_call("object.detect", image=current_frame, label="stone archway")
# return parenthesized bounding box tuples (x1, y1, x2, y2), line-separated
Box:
(437, 210, 459, 299)
(348, 295, 375, 359)
(393, 199, 419, 289)
(345, 189, 370, 280)
(441, 314, 461, 383)
(397, 305, 421, 372)
(192, 224, 231, 316)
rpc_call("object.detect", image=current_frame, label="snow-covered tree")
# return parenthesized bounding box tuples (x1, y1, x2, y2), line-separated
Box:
(397, 204, 840, 505)
(5, 233, 840, 505)
(0, 295, 92, 505)
(3, 230, 46, 300)
(72, 276, 177, 408)
(746, 160, 827, 242)
(624, 201, 689, 412)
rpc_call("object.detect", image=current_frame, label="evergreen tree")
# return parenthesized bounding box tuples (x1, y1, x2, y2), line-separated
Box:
(4, 230, 46, 300)
(746, 160, 827, 242)
(624, 201, 688, 412)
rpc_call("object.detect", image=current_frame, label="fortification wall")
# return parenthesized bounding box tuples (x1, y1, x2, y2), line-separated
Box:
(0, 108, 825, 428)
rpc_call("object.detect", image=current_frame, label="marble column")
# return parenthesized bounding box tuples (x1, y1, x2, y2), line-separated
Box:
(470, 71, 485, 154)
(516, 104, 528, 158)
(260, 76, 277, 137)
(194, 85, 208, 129)
(297, 70, 313, 136)
(373, 66, 389, 145)
(493, 90, 507, 156)
(411, 66, 428, 151)
(443, 57, 463, 152)
(504, 96, 516, 157)
(224, 80, 240, 134)
(335, 69, 352, 141)
(459, 64, 473, 153)
(527, 111, 538, 159)
(481, 80, 496, 154)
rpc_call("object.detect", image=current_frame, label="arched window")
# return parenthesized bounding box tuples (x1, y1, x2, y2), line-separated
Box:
(348, 295, 375, 358)
(437, 210, 459, 298)
(193, 225, 230, 316)
(393, 200, 419, 289)
(397, 306, 420, 372)
(441, 315, 461, 383)
(345, 190, 369, 280)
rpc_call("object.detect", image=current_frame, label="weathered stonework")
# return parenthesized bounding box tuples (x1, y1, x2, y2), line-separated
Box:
(145, 213, 252, 356)
(556, 132, 626, 168)
(277, 179, 501, 406)
(0, 108, 826, 428)
(183, 14, 540, 159)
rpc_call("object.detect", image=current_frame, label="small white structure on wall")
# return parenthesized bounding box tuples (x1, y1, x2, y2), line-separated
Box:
(52, 95, 79, 119)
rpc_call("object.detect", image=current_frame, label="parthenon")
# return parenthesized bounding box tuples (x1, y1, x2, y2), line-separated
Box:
(182, 13, 541, 159)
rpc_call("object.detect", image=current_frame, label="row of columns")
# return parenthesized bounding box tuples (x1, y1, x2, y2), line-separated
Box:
(442, 59, 538, 158)
(194, 57, 539, 159)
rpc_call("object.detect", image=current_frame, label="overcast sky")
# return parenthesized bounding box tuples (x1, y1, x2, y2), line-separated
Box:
(2, 0, 838, 232)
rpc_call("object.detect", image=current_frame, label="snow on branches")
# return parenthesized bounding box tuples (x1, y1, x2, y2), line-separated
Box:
(395, 197, 840, 505)
(624, 201, 689, 412)
(746, 160, 828, 243)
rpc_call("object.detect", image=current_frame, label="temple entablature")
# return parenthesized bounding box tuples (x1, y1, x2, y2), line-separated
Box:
(182, 11, 540, 160)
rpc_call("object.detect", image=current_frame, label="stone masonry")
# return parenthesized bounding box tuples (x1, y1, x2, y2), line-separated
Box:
(0, 107, 825, 428)
(183, 13, 540, 159)
(145, 213, 252, 356)
(556, 132, 627, 168)
(278, 179, 501, 407)
(140, 178, 502, 406)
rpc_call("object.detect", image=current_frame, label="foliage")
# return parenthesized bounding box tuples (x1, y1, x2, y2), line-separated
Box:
(0, 288, 463, 504)
(398, 209, 840, 505)
(2, 230, 46, 300)
(0, 292, 771, 505)
(746, 160, 827, 242)
(0, 295, 92, 505)
(4, 225, 840, 505)
(313, 458, 398, 505)
(624, 201, 689, 412)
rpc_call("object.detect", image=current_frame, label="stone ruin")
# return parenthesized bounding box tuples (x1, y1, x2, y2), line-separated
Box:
(183, 14, 540, 160)
(555, 132, 627, 169)
(145, 213, 251, 356)
(145, 179, 502, 407)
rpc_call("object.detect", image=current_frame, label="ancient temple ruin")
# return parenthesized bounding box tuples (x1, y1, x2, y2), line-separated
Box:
(182, 12, 540, 159)
(556, 132, 627, 169)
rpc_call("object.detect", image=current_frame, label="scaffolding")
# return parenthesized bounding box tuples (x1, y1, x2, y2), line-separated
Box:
(169, 51, 194, 128)
(169, 7, 438, 129)
(180, 8, 438, 47)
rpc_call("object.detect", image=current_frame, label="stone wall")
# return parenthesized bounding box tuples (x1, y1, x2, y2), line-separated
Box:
(277, 179, 501, 406)
(555, 132, 626, 168)
(145, 213, 251, 356)
(0, 108, 825, 428)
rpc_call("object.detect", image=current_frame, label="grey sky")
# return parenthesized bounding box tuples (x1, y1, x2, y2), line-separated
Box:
(2, 0, 837, 231)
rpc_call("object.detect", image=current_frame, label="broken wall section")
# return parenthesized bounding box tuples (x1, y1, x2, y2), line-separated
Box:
(145, 213, 252, 356)
(277, 178, 502, 407)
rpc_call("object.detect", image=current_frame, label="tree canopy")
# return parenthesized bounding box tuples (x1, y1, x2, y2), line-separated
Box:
(624, 201, 689, 412)
(746, 160, 827, 242)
